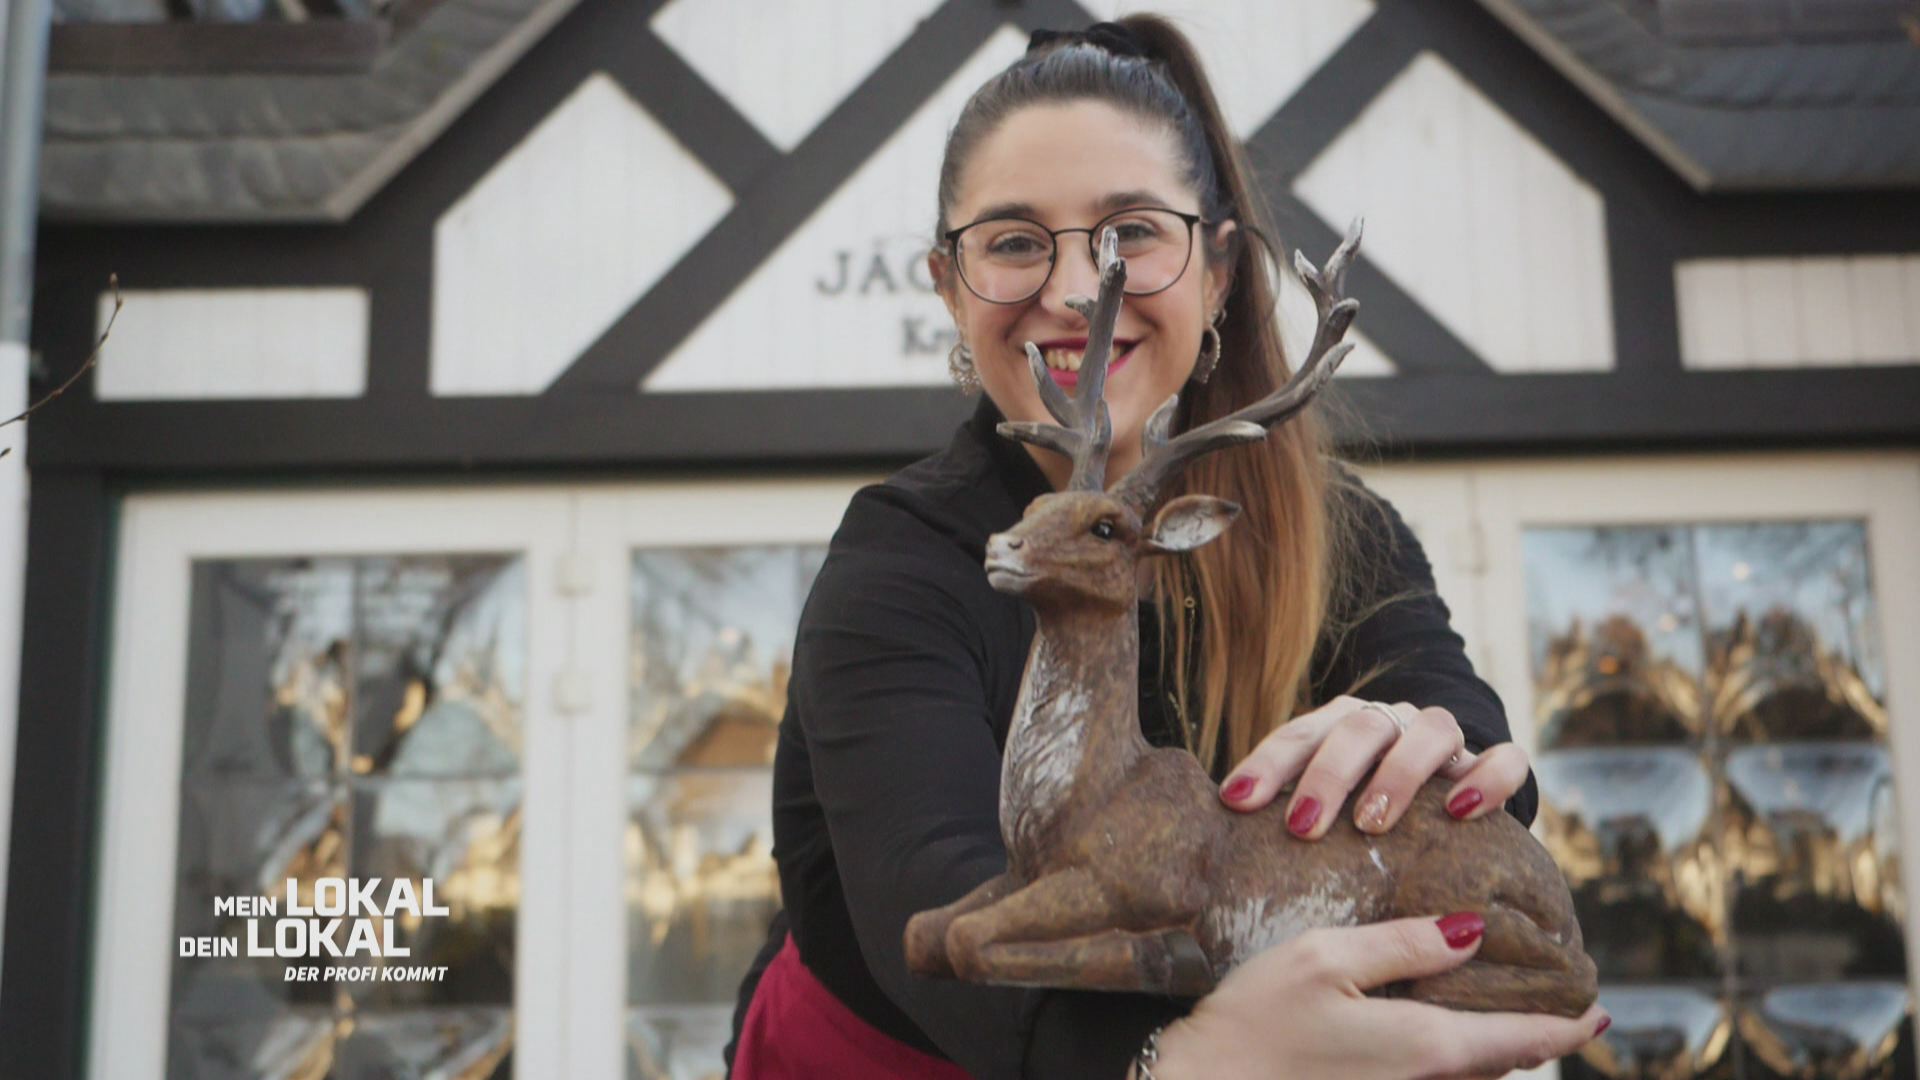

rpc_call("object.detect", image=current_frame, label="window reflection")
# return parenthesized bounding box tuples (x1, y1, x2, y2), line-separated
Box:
(1738, 983, 1912, 1080)
(627, 545, 821, 1080)
(1529, 520, 1912, 1079)
(1581, 986, 1733, 1080)
(626, 1005, 732, 1080)
(1538, 750, 1722, 978)
(1724, 746, 1904, 981)
(1526, 527, 1703, 749)
(1700, 524, 1886, 743)
(173, 555, 524, 1080)
(627, 771, 777, 1006)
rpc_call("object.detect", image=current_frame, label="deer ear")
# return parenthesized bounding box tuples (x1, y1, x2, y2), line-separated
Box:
(1143, 495, 1241, 554)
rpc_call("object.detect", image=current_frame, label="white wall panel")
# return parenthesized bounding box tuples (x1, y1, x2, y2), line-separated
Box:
(644, 27, 1029, 393)
(1295, 52, 1615, 375)
(1853, 257, 1919, 363)
(93, 287, 368, 401)
(1676, 255, 1920, 370)
(432, 73, 732, 397)
(1083, 0, 1376, 139)
(1794, 259, 1858, 366)
(651, 0, 946, 152)
(1742, 260, 1801, 367)
(1673, 260, 1747, 368)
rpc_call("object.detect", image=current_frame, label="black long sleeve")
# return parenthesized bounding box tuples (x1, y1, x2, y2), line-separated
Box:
(735, 399, 1526, 1079)
(1313, 480, 1539, 825)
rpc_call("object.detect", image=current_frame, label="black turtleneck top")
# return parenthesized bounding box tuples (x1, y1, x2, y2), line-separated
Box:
(728, 397, 1532, 1079)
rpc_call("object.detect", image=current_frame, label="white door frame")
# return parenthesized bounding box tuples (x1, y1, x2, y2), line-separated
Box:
(90, 487, 576, 1080)
(569, 475, 878, 1077)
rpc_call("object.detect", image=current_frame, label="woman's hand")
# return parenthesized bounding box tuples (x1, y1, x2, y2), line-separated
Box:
(1216, 695, 1532, 838)
(1145, 916, 1609, 1080)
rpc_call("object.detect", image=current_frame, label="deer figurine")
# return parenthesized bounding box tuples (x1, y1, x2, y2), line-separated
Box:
(904, 224, 1598, 1017)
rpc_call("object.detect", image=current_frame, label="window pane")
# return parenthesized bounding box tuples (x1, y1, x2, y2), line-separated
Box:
(1723, 744, 1904, 981)
(1697, 522, 1886, 742)
(1525, 526, 1704, 749)
(626, 545, 822, 1080)
(1537, 748, 1723, 979)
(172, 554, 524, 1080)
(1576, 986, 1733, 1079)
(1530, 520, 1914, 1079)
(1737, 983, 1913, 1080)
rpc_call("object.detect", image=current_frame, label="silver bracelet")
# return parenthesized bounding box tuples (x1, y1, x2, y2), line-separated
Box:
(1134, 1025, 1164, 1080)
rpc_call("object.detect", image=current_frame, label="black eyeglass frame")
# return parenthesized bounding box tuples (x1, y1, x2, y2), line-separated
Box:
(942, 207, 1208, 305)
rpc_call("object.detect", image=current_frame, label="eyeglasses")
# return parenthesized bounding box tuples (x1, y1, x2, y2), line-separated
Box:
(943, 207, 1206, 305)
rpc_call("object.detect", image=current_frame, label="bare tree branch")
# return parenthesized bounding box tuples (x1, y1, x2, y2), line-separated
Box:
(0, 274, 121, 459)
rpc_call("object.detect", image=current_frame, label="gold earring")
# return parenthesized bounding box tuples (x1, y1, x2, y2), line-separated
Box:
(1192, 312, 1224, 384)
(949, 339, 981, 395)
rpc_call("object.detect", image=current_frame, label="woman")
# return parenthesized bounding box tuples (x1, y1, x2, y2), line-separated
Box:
(727, 16, 1607, 1079)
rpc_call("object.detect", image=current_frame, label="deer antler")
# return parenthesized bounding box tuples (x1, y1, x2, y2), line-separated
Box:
(996, 228, 1128, 493)
(1112, 219, 1363, 516)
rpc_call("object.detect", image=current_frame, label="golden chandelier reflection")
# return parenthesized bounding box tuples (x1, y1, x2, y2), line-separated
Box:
(1536, 615, 1703, 747)
(1710, 608, 1889, 742)
(1526, 520, 1911, 1078)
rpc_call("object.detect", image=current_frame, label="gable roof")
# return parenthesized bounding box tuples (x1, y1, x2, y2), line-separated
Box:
(1476, 0, 1920, 190)
(38, 0, 581, 222)
(39, 0, 1920, 222)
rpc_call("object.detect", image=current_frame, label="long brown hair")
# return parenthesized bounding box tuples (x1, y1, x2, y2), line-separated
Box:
(936, 15, 1382, 772)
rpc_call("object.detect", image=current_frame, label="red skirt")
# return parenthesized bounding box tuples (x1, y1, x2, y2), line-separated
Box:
(732, 933, 975, 1079)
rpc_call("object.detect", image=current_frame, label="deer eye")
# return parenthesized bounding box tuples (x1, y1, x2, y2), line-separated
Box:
(1091, 520, 1117, 541)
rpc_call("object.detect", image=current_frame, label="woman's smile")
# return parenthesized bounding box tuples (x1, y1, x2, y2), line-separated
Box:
(1032, 337, 1139, 388)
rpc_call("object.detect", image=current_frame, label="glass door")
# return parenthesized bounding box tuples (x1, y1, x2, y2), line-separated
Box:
(90, 478, 876, 1080)
(90, 487, 576, 1079)
(571, 477, 876, 1080)
(1471, 453, 1920, 1080)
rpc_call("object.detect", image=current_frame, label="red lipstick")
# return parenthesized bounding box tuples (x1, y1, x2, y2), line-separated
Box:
(1033, 338, 1139, 389)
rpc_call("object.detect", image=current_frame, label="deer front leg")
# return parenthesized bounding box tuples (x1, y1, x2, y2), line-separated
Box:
(905, 872, 1019, 977)
(946, 869, 1213, 994)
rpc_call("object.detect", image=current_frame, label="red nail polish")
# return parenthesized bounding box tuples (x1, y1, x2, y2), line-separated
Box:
(1447, 788, 1484, 819)
(1595, 1016, 1612, 1037)
(1221, 776, 1256, 803)
(1436, 911, 1484, 948)
(1287, 796, 1321, 835)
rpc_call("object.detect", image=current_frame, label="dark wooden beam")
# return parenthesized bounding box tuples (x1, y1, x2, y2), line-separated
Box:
(19, 367, 1920, 475)
(611, 31, 780, 197)
(0, 471, 112, 1080)
(1331, 367, 1920, 456)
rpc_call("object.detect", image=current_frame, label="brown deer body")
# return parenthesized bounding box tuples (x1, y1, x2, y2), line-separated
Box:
(904, 225, 1598, 1017)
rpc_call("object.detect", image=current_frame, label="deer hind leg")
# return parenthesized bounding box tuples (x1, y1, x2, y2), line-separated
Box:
(945, 868, 1213, 994)
(1389, 852, 1599, 1019)
(905, 872, 1018, 977)
(963, 929, 1216, 995)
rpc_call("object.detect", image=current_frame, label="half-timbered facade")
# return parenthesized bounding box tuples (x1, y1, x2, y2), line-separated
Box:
(6, 1, 1919, 1077)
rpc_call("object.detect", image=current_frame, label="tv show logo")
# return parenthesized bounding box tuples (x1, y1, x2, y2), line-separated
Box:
(179, 877, 454, 983)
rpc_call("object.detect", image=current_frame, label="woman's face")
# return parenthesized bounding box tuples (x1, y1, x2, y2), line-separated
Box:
(936, 99, 1232, 487)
